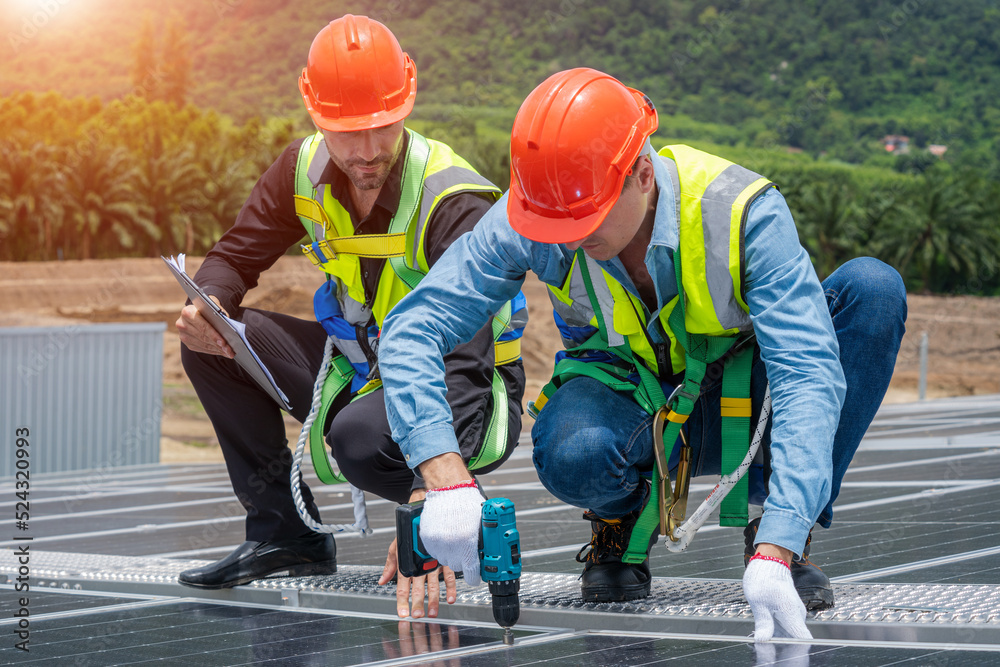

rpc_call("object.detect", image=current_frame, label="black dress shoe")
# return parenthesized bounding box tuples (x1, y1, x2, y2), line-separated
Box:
(178, 532, 336, 589)
(743, 517, 834, 610)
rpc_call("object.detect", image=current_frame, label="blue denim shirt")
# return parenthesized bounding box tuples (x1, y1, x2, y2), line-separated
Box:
(380, 150, 847, 554)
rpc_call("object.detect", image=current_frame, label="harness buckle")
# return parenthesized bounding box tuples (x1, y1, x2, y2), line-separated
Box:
(666, 429, 691, 540)
(666, 383, 697, 406)
(653, 407, 693, 542)
(651, 407, 673, 537)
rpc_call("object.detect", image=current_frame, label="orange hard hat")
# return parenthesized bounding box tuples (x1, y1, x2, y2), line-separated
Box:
(507, 68, 658, 244)
(299, 15, 417, 132)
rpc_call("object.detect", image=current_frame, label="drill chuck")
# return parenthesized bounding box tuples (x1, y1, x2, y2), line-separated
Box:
(488, 578, 520, 628)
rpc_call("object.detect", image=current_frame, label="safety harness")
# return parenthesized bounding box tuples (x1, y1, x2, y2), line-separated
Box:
(529, 146, 773, 562)
(289, 129, 522, 507)
(620, 251, 755, 562)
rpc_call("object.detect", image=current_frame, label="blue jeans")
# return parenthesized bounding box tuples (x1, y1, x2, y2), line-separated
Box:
(532, 257, 907, 527)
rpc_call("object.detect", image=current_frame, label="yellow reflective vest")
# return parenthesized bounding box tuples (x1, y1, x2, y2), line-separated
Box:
(294, 128, 525, 375)
(543, 144, 774, 389)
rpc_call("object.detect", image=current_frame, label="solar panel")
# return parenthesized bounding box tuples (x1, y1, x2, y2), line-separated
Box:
(3, 394, 1000, 664)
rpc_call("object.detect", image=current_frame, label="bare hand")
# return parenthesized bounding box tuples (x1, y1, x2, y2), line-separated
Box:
(379, 538, 458, 618)
(175, 298, 234, 358)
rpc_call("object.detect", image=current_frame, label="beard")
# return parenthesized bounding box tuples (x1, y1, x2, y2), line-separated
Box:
(331, 143, 403, 192)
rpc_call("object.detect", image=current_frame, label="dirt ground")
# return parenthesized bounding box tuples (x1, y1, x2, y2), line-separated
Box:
(2, 256, 999, 464)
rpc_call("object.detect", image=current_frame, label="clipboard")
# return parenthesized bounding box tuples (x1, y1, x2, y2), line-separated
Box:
(162, 255, 293, 411)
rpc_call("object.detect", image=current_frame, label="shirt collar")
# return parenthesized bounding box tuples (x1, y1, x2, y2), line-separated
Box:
(588, 143, 682, 320)
(647, 144, 680, 252)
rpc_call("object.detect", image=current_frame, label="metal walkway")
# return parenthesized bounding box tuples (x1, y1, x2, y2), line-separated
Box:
(4, 394, 1000, 665)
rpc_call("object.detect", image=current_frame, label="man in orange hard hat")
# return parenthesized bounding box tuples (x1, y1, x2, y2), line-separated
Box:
(377, 68, 906, 640)
(174, 15, 526, 618)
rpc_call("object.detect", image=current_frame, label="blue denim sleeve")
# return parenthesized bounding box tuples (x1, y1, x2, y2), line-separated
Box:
(379, 193, 560, 469)
(743, 189, 847, 556)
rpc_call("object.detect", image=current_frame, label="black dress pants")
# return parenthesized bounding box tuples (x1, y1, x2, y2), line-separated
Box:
(181, 308, 524, 541)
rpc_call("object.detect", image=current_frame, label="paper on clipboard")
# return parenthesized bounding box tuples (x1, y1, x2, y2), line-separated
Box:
(162, 254, 292, 411)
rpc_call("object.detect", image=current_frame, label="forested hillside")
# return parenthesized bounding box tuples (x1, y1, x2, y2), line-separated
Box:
(1, 0, 999, 293)
(5, 0, 999, 166)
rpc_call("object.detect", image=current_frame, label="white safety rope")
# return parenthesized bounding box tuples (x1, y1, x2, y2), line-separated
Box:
(290, 335, 371, 535)
(666, 383, 771, 552)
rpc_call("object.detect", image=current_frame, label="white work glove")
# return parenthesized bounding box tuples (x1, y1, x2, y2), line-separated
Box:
(743, 557, 813, 642)
(419, 484, 484, 586)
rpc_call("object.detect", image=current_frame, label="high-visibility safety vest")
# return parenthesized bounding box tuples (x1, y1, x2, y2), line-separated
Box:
(293, 128, 527, 483)
(532, 145, 774, 557)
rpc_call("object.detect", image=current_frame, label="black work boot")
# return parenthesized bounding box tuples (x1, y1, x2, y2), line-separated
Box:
(576, 504, 658, 602)
(178, 532, 336, 589)
(743, 517, 834, 610)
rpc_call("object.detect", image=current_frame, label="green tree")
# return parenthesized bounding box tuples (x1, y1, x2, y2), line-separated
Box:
(242, 117, 299, 176)
(131, 15, 160, 101)
(187, 149, 251, 253)
(876, 168, 992, 292)
(162, 15, 192, 107)
(135, 138, 204, 256)
(64, 140, 155, 259)
(792, 180, 863, 280)
(0, 136, 64, 260)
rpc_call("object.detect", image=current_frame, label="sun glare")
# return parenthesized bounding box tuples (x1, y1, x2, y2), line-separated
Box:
(5, 0, 90, 48)
(9, 0, 61, 9)
(6, 0, 85, 22)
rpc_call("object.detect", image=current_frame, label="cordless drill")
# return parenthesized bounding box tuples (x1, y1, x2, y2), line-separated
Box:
(395, 496, 522, 644)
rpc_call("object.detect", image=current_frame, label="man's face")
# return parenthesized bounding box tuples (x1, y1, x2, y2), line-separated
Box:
(563, 177, 647, 261)
(321, 120, 405, 191)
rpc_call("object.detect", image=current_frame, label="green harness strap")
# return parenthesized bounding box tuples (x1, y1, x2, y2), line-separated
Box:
(467, 302, 513, 471)
(567, 253, 678, 564)
(531, 336, 660, 417)
(623, 302, 715, 564)
(719, 344, 753, 526)
(630, 250, 754, 560)
(295, 133, 347, 484)
(308, 355, 355, 485)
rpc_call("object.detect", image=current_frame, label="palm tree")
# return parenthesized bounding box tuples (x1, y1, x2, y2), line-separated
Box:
(0, 136, 64, 260)
(189, 149, 254, 254)
(791, 180, 863, 280)
(875, 167, 993, 292)
(243, 117, 297, 177)
(0, 146, 13, 242)
(64, 140, 156, 259)
(134, 134, 204, 256)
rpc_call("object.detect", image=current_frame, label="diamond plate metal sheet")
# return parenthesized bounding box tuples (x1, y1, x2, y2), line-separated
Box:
(8, 549, 1000, 642)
